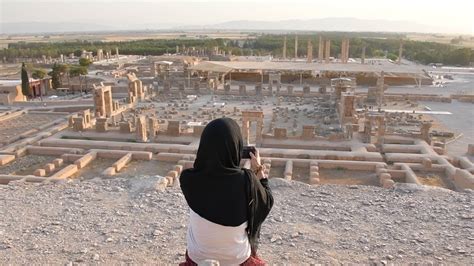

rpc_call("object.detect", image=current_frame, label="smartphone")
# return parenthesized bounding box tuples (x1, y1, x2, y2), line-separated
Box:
(242, 146, 256, 159)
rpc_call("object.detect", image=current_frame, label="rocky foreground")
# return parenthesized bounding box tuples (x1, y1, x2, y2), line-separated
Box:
(0, 177, 472, 265)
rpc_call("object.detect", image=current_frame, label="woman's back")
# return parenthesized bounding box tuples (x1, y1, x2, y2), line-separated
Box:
(187, 209, 250, 264)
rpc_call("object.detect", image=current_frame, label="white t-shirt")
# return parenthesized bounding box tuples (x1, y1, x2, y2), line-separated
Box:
(187, 208, 251, 265)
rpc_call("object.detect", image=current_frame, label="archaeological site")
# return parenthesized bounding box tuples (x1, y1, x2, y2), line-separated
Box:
(0, 23, 473, 264)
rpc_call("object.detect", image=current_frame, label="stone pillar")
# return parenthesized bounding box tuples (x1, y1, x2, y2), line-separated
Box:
(341, 38, 350, 63)
(135, 116, 148, 142)
(239, 85, 247, 96)
(283, 36, 287, 59)
(73, 117, 86, 131)
(287, 85, 294, 95)
(420, 122, 432, 144)
(307, 40, 313, 63)
(302, 125, 315, 140)
(361, 45, 366, 64)
(364, 119, 372, 143)
(255, 84, 262, 96)
(318, 36, 324, 62)
(115, 47, 119, 59)
(324, 40, 331, 63)
(120, 121, 132, 133)
(294, 35, 298, 58)
(398, 39, 403, 64)
(193, 81, 200, 93)
(376, 116, 385, 146)
(309, 161, 320, 184)
(242, 120, 250, 146)
(303, 85, 310, 96)
(96, 118, 108, 132)
(468, 144, 474, 155)
(224, 83, 231, 94)
(136, 80, 144, 100)
(376, 72, 385, 106)
(148, 117, 158, 139)
(167, 120, 181, 136)
(256, 119, 263, 144)
(274, 128, 287, 139)
(284, 160, 293, 180)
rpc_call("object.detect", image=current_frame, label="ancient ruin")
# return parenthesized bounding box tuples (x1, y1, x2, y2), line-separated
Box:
(0, 43, 472, 195)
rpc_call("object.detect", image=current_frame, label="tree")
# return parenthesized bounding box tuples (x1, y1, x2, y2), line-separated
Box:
(31, 68, 47, 79)
(69, 66, 88, 92)
(48, 63, 61, 89)
(21, 62, 30, 97)
(387, 53, 398, 61)
(79, 58, 92, 67)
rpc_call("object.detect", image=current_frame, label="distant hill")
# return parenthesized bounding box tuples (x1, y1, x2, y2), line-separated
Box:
(200, 18, 439, 33)
(1, 22, 118, 35)
(1, 17, 442, 35)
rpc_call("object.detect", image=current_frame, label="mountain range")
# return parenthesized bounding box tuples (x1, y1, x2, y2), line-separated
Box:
(1, 18, 449, 35)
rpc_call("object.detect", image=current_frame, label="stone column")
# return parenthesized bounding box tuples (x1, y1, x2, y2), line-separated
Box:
(376, 72, 385, 106)
(307, 40, 313, 63)
(364, 119, 372, 143)
(361, 46, 366, 64)
(239, 85, 247, 96)
(303, 85, 310, 96)
(148, 117, 158, 139)
(283, 36, 287, 59)
(135, 116, 148, 142)
(256, 119, 263, 145)
(376, 116, 385, 146)
(324, 40, 331, 63)
(284, 160, 293, 180)
(294, 35, 298, 58)
(318, 36, 324, 62)
(420, 122, 432, 144)
(242, 120, 250, 146)
(398, 40, 403, 64)
(287, 85, 294, 95)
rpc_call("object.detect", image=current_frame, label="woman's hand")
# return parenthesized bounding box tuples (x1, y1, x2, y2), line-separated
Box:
(250, 149, 267, 179)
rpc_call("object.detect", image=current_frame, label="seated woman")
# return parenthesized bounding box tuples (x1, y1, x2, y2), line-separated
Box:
(180, 117, 273, 266)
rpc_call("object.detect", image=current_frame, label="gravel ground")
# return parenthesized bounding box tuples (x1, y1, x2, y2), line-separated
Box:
(0, 177, 472, 265)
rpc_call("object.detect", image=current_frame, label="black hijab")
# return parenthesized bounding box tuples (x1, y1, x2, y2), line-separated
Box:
(180, 117, 247, 226)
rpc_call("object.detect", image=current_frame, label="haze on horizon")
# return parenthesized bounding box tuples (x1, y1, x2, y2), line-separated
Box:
(1, 0, 473, 34)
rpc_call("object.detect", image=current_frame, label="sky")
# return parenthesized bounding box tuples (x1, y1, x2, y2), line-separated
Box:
(1, 0, 473, 34)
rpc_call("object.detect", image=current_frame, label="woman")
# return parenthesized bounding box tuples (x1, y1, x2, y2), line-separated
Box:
(180, 117, 273, 265)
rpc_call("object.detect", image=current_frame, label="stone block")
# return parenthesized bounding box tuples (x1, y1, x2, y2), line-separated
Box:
(174, 165, 183, 175)
(302, 125, 315, 140)
(113, 153, 133, 172)
(309, 177, 320, 185)
(119, 122, 133, 133)
(52, 158, 64, 168)
(468, 144, 474, 156)
(153, 176, 169, 192)
(102, 167, 116, 176)
(379, 173, 392, 182)
(96, 118, 108, 132)
(422, 158, 432, 168)
(167, 170, 178, 179)
(167, 120, 181, 136)
(44, 163, 56, 174)
(193, 125, 205, 137)
(274, 128, 287, 139)
(310, 172, 320, 179)
(382, 179, 395, 189)
(34, 169, 46, 177)
(74, 152, 97, 169)
(49, 164, 78, 179)
(0, 155, 15, 166)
